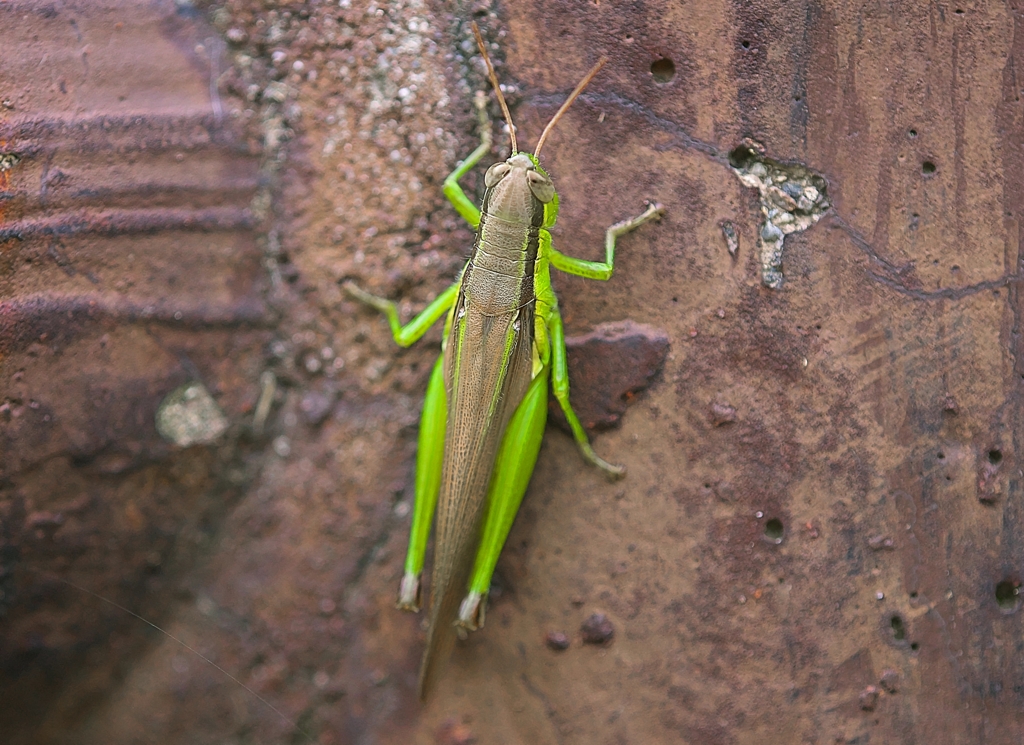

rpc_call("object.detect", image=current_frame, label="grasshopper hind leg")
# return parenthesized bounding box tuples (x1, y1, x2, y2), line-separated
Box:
(343, 283, 459, 609)
(397, 355, 448, 611)
(456, 370, 549, 630)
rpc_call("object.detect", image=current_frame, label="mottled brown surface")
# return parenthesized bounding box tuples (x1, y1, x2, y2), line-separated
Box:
(0, 1, 270, 741)
(5, 0, 1024, 744)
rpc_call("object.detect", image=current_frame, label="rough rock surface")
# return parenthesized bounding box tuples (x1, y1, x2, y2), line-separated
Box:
(4, 1, 1024, 744)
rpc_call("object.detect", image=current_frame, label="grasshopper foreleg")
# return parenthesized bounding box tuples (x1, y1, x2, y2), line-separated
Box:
(543, 201, 665, 477)
(442, 90, 493, 229)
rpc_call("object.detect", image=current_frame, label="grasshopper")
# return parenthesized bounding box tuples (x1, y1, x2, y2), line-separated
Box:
(345, 24, 664, 698)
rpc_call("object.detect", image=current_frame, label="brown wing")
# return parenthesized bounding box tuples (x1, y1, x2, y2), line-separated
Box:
(417, 288, 536, 698)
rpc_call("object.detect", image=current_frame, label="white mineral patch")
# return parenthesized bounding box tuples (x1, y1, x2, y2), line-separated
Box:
(155, 381, 229, 447)
(731, 147, 830, 289)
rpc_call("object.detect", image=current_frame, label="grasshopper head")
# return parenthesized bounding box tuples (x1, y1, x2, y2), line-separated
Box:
(485, 153, 554, 202)
(482, 152, 558, 227)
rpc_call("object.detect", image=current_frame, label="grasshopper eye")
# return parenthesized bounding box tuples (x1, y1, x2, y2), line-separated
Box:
(484, 162, 512, 187)
(526, 170, 555, 203)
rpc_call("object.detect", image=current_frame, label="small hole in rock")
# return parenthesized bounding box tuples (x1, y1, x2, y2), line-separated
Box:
(890, 615, 906, 641)
(727, 145, 757, 170)
(996, 579, 1020, 610)
(650, 57, 675, 84)
(624, 34, 633, 43)
(740, 39, 751, 49)
(910, 642, 919, 651)
(909, 591, 918, 599)
(921, 160, 937, 175)
(937, 452, 945, 460)
(764, 518, 784, 541)
(988, 449, 1003, 465)
(908, 129, 918, 137)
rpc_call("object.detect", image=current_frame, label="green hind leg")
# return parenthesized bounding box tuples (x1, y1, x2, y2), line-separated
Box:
(347, 91, 501, 614)
(456, 371, 549, 630)
(344, 281, 460, 610)
(396, 356, 448, 610)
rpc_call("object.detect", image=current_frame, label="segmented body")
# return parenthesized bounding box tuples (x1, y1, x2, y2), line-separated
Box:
(420, 152, 557, 694)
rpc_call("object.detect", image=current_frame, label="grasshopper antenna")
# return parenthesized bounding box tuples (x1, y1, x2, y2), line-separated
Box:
(534, 56, 607, 159)
(471, 22, 517, 154)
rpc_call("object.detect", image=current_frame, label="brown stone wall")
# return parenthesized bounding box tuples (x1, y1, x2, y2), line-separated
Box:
(3, 1, 1024, 743)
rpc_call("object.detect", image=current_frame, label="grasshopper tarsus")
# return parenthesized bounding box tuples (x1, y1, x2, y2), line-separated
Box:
(609, 201, 666, 237)
(590, 451, 627, 480)
(605, 463, 628, 481)
(397, 572, 422, 612)
(573, 435, 626, 479)
(456, 590, 486, 631)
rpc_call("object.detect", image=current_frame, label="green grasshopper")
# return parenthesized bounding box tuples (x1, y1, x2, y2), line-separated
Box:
(345, 24, 664, 698)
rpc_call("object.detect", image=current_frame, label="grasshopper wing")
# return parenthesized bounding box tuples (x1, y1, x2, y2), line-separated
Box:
(417, 287, 536, 698)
